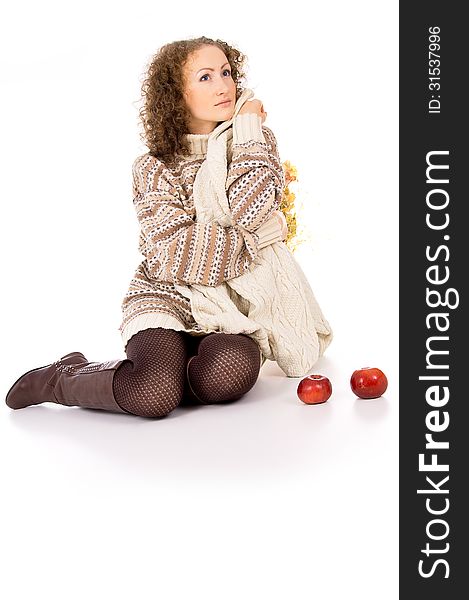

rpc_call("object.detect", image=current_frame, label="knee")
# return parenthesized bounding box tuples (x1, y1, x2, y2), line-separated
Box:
(188, 333, 261, 404)
(113, 363, 184, 418)
(131, 391, 181, 418)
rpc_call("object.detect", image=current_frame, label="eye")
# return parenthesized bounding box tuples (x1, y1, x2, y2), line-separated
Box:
(199, 69, 231, 82)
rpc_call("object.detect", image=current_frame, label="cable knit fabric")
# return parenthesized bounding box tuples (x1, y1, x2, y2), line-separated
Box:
(118, 87, 332, 376)
(172, 88, 333, 377)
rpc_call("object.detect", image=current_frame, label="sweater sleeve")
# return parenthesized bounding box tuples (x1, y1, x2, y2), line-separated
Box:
(132, 154, 260, 287)
(226, 114, 286, 238)
(255, 211, 286, 248)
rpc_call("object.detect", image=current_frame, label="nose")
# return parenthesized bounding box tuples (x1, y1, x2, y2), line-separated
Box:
(216, 76, 231, 94)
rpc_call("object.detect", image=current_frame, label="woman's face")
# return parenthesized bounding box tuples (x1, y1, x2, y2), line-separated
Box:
(182, 45, 236, 134)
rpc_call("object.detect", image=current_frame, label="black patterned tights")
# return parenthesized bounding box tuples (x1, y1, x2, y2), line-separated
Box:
(112, 328, 262, 418)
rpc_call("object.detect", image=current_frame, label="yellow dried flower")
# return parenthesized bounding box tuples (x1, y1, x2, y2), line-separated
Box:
(279, 160, 306, 254)
(283, 160, 298, 186)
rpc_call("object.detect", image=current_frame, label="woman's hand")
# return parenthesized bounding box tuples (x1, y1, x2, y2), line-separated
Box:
(254, 210, 288, 249)
(275, 210, 288, 239)
(238, 99, 267, 124)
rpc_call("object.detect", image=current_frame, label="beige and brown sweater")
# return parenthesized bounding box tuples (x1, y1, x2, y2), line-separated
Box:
(118, 111, 286, 351)
(119, 95, 332, 375)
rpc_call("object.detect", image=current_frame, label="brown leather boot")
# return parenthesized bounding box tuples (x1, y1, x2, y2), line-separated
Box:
(5, 351, 132, 414)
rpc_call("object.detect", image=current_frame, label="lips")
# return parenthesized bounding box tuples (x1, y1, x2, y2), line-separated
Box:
(216, 100, 231, 106)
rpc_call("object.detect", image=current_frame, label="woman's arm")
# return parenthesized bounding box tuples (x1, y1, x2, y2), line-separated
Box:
(132, 154, 260, 287)
(226, 114, 286, 235)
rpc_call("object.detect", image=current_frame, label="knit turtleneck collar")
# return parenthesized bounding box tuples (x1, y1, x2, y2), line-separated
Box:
(180, 132, 210, 160)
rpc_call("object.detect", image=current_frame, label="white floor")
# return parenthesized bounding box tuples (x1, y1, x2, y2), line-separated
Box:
(0, 242, 398, 600)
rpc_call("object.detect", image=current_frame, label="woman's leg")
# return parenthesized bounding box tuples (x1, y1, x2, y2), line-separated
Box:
(113, 327, 188, 418)
(5, 327, 188, 417)
(182, 332, 261, 405)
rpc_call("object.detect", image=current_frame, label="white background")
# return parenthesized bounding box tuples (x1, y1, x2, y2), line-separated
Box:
(0, 1, 398, 598)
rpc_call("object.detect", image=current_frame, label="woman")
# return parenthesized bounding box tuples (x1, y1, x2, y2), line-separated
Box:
(5, 36, 289, 418)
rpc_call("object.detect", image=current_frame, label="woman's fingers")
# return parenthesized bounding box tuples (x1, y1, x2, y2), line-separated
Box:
(277, 211, 288, 238)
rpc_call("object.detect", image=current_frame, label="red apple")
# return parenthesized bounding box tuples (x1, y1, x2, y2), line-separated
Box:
(297, 374, 332, 404)
(350, 367, 388, 399)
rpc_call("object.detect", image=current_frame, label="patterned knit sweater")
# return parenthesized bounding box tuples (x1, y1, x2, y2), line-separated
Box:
(172, 87, 332, 377)
(118, 112, 287, 356)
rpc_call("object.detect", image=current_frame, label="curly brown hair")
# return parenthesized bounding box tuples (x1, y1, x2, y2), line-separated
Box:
(136, 36, 248, 168)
